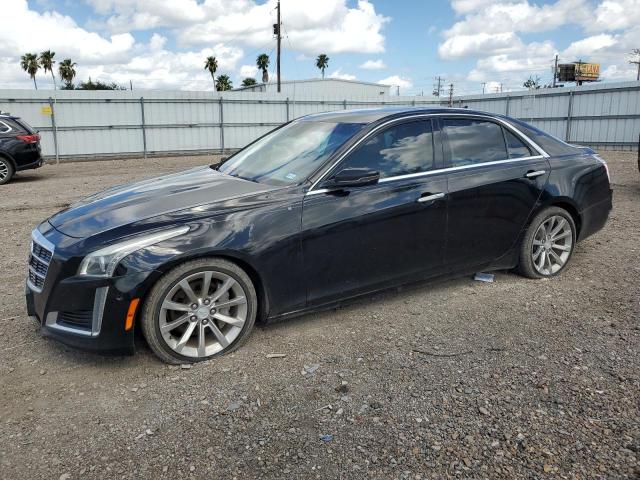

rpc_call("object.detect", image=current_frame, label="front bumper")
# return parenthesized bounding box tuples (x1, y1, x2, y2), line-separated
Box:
(26, 278, 138, 355)
(25, 227, 159, 355)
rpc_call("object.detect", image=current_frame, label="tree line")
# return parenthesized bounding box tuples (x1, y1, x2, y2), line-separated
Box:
(20, 51, 125, 90)
(205, 53, 330, 91)
(20, 50, 332, 91)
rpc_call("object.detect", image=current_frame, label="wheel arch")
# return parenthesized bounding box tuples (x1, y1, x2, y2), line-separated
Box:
(543, 197, 582, 239)
(0, 151, 16, 170)
(133, 249, 271, 327)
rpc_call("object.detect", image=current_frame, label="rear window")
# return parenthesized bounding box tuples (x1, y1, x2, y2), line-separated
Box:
(507, 118, 579, 156)
(14, 118, 36, 134)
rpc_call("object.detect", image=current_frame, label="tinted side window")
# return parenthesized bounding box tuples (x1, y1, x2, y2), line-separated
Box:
(504, 128, 533, 158)
(339, 120, 434, 178)
(0, 121, 10, 134)
(442, 119, 507, 167)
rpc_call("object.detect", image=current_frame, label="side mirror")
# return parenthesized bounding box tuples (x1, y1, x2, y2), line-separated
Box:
(323, 168, 380, 189)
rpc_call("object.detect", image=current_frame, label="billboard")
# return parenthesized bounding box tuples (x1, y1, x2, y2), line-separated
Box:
(557, 62, 600, 83)
(575, 63, 600, 81)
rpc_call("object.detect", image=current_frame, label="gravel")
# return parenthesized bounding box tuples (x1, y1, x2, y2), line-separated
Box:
(0, 152, 638, 479)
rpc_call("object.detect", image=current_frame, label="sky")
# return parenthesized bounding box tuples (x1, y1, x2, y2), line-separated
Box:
(1, 0, 639, 95)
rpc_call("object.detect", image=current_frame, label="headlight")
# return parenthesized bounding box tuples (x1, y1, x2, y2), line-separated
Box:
(78, 226, 189, 277)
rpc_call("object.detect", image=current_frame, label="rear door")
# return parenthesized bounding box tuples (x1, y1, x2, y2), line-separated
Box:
(441, 116, 550, 270)
(301, 118, 448, 305)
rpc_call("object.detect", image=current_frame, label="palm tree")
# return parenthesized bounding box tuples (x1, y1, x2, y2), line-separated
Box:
(315, 54, 329, 79)
(242, 78, 257, 87)
(204, 56, 218, 88)
(256, 54, 270, 83)
(20, 53, 40, 90)
(58, 58, 77, 89)
(215, 74, 233, 91)
(39, 50, 56, 89)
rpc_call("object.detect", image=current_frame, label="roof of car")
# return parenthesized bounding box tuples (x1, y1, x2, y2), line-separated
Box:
(300, 106, 495, 124)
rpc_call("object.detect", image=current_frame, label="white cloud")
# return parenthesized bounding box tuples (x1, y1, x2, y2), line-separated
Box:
(439, 32, 519, 59)
(359, 59, 386, 70)
(94, 0, 389, 55)
(562, 34, 618, 58)
(590, 0, 640, 32)
(439, 0, 640, 90)
(378, 75, 413, 90)
(239, 65, 259, 79)
(328, 69, 357, 80)
(1, 0, 135, 65)
(0, 1, 243, 91)
(601, 63, 638, 80)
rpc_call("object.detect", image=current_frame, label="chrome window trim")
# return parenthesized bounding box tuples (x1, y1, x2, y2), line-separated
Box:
(304, 155, 545, 196)
(306, 112, 549, 195)
(0, 120, 11, 134)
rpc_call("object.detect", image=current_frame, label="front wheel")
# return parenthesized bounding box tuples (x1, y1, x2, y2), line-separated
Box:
(141, 258, 257, 364)
(517, 206, 576, 279)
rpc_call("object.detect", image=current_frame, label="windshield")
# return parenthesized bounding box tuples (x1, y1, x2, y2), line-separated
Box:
(218, 120, 364, 186)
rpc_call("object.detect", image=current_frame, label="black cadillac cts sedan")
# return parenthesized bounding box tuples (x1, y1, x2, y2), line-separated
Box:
(26, 107, 612, 363)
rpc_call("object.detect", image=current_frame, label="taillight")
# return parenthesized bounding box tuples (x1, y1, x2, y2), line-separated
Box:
(16, 134, 40, 144)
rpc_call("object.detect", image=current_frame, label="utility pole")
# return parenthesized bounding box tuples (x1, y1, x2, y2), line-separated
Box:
(575, 58, 584, 86)
(448, 83, 454, 107)
(552, 54, 558, 87)
(481, 82, 486, 94)
(630, 49, 640, 81)
(275, 0, 282, 93)
(433, 76, 444, 97)
(396, 85, 400, 96)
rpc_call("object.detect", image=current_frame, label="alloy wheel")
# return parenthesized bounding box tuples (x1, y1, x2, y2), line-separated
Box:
(531, 215, 573, 276)
(0, 161, 8, 182)
(158, 270, 248, 358)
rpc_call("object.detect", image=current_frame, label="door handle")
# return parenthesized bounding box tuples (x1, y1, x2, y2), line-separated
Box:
(525, 170, 546, 179)
(417, 192, 445, 203)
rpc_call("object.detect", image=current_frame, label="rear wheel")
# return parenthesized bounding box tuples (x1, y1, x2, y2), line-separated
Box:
(0, 157, 14, 185)
(141, 258, 257, 364)
(517, 206, 576, 279)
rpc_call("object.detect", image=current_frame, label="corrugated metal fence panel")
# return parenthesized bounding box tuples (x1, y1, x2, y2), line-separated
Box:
(0, 81, 638, 158)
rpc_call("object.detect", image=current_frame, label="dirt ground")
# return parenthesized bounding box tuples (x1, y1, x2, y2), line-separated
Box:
(0, 152, 638, 479)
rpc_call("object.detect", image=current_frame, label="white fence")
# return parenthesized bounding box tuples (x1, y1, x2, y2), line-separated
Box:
(1, 80, 639, 160)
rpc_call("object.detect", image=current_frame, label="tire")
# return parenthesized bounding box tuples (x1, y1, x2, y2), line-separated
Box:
(517, 206, 577, 279)
(0, 157, 15, 185)
(140, 257, 257, 364)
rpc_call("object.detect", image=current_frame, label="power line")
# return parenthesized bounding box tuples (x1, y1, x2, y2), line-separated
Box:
(433, 76, 444, 97)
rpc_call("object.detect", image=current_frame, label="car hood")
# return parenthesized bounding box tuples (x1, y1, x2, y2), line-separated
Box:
(49, 166, 277, 238)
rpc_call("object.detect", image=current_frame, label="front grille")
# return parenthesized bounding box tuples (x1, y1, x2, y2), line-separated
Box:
(58, 310, 93, 330)
(28, 269, 44, 289)
(29, 255, 48, 275)
(27, 233, 54, 293)
(32, 242, 52, 263)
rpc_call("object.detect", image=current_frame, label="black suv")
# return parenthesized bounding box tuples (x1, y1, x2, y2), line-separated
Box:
(0, 113, 43, 185)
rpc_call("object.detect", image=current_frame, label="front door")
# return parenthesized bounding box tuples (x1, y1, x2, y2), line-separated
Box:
(440, 116, 551, 270)
(301, 118, 448, 306)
